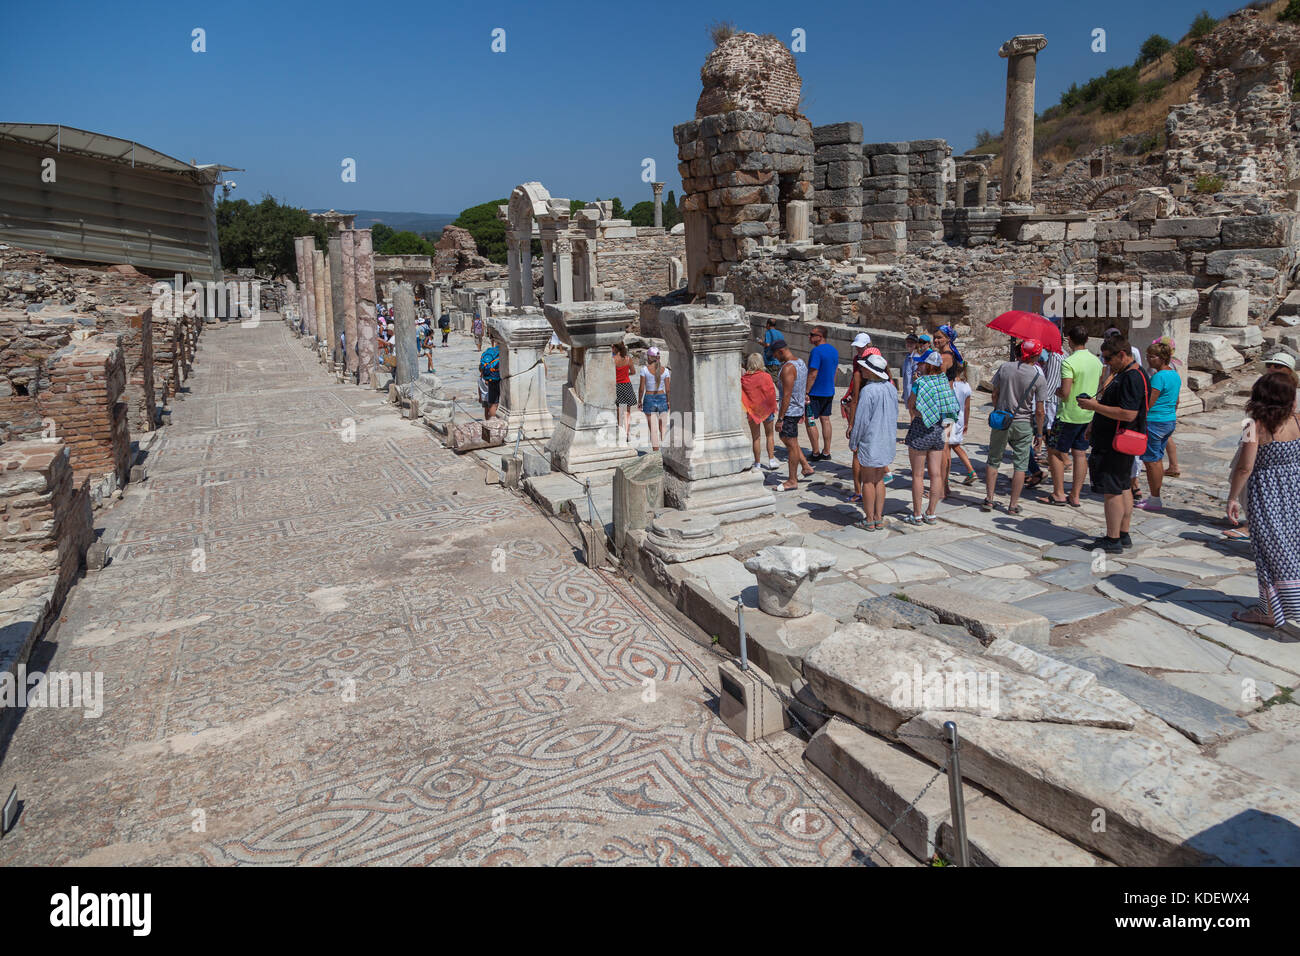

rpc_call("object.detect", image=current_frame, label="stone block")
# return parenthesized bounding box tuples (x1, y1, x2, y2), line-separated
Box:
(1066, 221, 1096, 241)
(854, 595, 938, 630)
(1151, 217, 1221, 239)
(862, 174, 909, 190)
(862, 203, 909, 222)
(1221, 214, 1291, 249)
(1123, 239, 1177, 252)
(1199, 324, 1262, 349)
(1187, 332, 1246, 373)
(818, 186, 863, 208)
(718, 659, 790, 741)
(901, 583, 1049, 645)
(1095, 221, 1137, 241)
(812, 122, 863, 147)
(612, 453, 663, 553)
(822, 222, 863, 243)
(1206, 247, 1293, 275)
(815, 143, 860, 162)
(826, 161, 864, 190)
(872, 154, 909, 176)
(1018, 222, 1065, 242)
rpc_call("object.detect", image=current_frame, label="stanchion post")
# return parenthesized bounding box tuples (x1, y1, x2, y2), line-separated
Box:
(736, 598, 748, 672)
(944, 720, 970, 866)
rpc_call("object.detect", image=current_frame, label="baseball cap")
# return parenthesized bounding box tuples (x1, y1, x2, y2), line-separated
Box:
(852, 332, 871, 349)
(1020, 338, 1043, 361)
(905, 333, 919, 343)
(918, 349, 943, 367)
(646, 346, 660, 358)
(857, 353, 889, 380)
(918, 333, 932, 344)
(1266, 352, 1297, 371)
(768, 336, 789, 351)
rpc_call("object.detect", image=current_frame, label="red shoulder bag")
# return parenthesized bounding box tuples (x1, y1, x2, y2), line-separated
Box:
(1112, 366, 1149, 457)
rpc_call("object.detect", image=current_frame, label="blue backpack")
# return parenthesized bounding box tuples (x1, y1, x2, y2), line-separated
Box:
(479, 347, 500, 382)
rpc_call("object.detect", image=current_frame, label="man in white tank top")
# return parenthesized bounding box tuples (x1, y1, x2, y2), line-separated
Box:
(774, 339, 814, 491)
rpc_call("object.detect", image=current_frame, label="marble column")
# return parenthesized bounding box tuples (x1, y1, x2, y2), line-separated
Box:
(541, 239, 556, 304)
(489, 309, 555, 441)
(652, 182, 665, 228)
(354, 229, 377, 386)
(299, 238, 317, 339)
(312, 249, 327, 347)
(340, 230, 359, 379)
(556, 238, 574, 304)
(507, 242, 522, 308)
(392, 282, 419, 388)
(432, 285, 442, 324)
(659, 304, 775, 524)
(293, 239, 308, 334)
(543, 301, 638, 477)
(998, 34, 1048, 206)
(518, 237, 533, 307)
(321, 249, 336, 362)
(328, 236, 345, 365)
(953, 168, 967, 208)
(786, 200, 811, 242)
(975, 164, 990, 207)
(284, 278, 297, 329)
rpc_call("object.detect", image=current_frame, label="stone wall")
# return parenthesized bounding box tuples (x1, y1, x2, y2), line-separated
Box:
(593, 229, 685, 314)
(42, 334, 132, 487)
(904, 139, 951, 252)
(0, 440, 93, 608)
(812, 122, 864, 258)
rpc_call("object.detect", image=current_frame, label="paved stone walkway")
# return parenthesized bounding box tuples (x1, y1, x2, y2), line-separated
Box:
(0, 319, 907, 866)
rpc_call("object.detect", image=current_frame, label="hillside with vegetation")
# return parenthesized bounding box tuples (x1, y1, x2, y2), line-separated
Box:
(968, 0, 1299, 167)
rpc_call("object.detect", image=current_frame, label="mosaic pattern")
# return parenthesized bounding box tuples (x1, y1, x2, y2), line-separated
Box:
(0, 321, 891, 867)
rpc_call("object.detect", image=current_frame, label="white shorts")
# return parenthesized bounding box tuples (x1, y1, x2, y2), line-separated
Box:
(946, 421, 965, 445)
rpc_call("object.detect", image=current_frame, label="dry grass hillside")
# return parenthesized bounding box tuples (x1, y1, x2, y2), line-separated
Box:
(970, 0, 1294, 172)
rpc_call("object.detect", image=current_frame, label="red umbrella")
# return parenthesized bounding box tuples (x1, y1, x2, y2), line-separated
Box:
(986, 311, 1063, 354)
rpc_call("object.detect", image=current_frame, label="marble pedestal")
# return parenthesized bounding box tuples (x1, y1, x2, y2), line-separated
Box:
(659, 303, 774, 523)
(543, 301, 638, 478)
(489, 308, 555, 442)
(744, 546, 837, 618)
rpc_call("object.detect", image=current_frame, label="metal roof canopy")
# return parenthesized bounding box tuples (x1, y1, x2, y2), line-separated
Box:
(0, 123, 240, 182)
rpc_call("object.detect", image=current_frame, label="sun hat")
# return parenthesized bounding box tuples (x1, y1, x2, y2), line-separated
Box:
(1266, 352, 1297, 371)
(852, 332, 871, 349)
(857, 353, 889, 380)
(918, 349, 943, 367)
(1019, 338, 1043, 361)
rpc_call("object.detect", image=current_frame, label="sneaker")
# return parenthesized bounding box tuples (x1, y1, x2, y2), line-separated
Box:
(751, 461, 763, 472)
(1119, 532, 1133, 549)
(1137, 497, 1162, 512)
(1089, 536, 1123, 554)
(767, 457, 780, 469)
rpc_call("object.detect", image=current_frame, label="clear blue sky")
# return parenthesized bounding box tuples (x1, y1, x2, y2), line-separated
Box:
(1, 0, 1238, 215)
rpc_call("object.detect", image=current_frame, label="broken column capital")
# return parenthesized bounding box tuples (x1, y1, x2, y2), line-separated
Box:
(999, 34, 1048, 58)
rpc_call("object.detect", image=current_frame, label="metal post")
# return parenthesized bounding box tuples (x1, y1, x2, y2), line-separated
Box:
(944, 720, 971, 866)
(736, 598, 748, 671)
(584, 480, 594, 527)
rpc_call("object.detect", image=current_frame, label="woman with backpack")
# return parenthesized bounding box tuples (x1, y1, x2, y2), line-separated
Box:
(638, 347, 671, 452)
(472, 314, 485, 352)
(479, 344, 501, 419)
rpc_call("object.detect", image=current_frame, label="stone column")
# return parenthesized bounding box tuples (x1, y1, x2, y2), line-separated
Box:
(541, 239, 556, 304)
(392, 282, 419, 388)
(489, 309, 554, 441)
(507, 242, 522, 308)
(998, 34, 1048, 206)
(786, 200, 811, 242)
(518, 238, 533, 307)
(293, 239, 309, 335)
(312, 249, 327, 347)
(432, 285, 442, 324)
(652, 182, 665, 228)
(299, 238, 317, 339)
(328, 236, 345, 365)
(555, 238, 574, 304)
(354, 229, 377, 386)
(975, 164, 990, 207)
(321, 249, 336, 361)
(658, 303, 775, 524)
(340, 230, 359, 379)
(543, 301, 638, 477)
(953, 167, 967, 208)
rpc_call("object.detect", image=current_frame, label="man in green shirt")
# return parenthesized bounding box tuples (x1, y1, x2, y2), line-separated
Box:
(1046, 324, 1103, 507)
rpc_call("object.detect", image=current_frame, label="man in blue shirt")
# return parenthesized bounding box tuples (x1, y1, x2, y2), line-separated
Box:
(763, 318, 783, 390)
(804, 325, 840, 461)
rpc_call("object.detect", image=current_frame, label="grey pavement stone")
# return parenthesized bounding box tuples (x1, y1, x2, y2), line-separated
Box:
(925, 539, 1038, 574)
(1013, 590, 1121, 626)
(1158, 672, 1272, 716)
(947, 575, 1047, 604)
(1035, 647, 1251, 744)
(1081, 611, 1236, 672)
(1093, 567, 1191, 606)
(903, 583, 1050, 645)
(1039, 562, 1108, 591)
(1198, 624, 1300, 678)
(854, 595, 938, 630)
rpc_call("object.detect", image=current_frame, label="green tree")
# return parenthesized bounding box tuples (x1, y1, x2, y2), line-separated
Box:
(1188, 10, 1216, 39)
(663, 190, 681, 229)
(1137, 34, 1171, 66)
(370, 222, 395, 249)
(1282, 0, 1300, 23)
(627, 201, 655, 226)
(377, 230, 436, 255)
(452, 199, 509, 264)
(611, 197, 626, 219)
(1102, 72, 1140, 112)
(1172, 46, 1197, 78)
(215, 195, 326, 277)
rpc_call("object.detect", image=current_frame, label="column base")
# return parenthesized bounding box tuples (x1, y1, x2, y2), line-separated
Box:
(663, 469, 775, 524)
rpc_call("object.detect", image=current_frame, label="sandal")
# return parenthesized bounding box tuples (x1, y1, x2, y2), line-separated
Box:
(1007, 504, 1023, 515)
(853, 519, 876, 531)
(980, 499, 995, 512)
(1232, 608, 1276, 628)
(1067, 499, 1082, 509)
(902, 513, 924, 526)
(1165, 469, 1181, 478)
(922, 514, 938, 525)
(1222, 527, 1251, 540)
(1042, 496, 1069, 506)
(849, 494, 863, 503)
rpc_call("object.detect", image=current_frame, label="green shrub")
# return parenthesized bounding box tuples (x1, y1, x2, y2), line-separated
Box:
(1142, 79, 1168, 103)
(1188, 10, 1217, 39)
(1137, 34, 1172, 66)
(1280, 0, 1300, 23)
(1172, 46, 1197, 78)
(1102, 73, 1140, 112)
(1194, 174, 1226, 194)
(709, 20, 737, 46)
(974, 129, 997, 149)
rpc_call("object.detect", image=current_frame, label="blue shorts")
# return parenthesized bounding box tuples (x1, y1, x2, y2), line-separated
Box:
(1141, 419, 1175, 462)
(805, 394, 834, 421)
(643, 393, 668, 414)
(1053, 420, 1090, 453)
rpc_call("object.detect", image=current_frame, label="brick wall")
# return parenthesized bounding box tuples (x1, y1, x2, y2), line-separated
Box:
(594, 230, 685, 315)
(42, 334, 132, 486)
(0, 440, 93, 606)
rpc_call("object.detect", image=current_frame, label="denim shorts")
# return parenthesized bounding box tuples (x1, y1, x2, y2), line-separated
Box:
(1053, 420, 1090, 453)
(643, 393, 668, 414)
(1141, 419, 1176, 462)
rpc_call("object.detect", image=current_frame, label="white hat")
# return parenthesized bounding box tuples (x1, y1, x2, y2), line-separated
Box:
(857, 353, 889, 380)
(852, 332, 871, 349)
(1266, 352, 1297, 371)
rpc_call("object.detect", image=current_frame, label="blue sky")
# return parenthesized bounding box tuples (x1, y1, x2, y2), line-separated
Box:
(1, 0, 1238, 215)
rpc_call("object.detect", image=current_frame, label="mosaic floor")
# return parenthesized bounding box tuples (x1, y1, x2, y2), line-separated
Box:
(0, 318, 901, 867)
